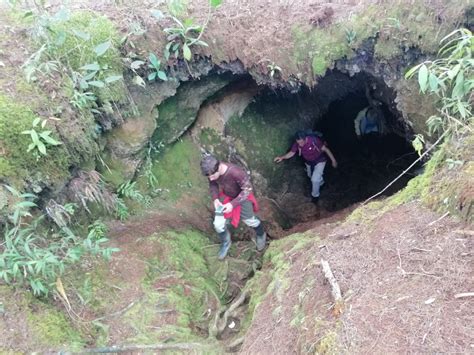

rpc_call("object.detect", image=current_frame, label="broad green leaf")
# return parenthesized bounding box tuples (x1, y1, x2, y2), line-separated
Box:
(105, 75, 123, 83)
(182, 43, 192, 61)
(193, 40, 209, 47)
(83, 71, 98, 81)
(149, 53, 159, 68)
(37, 141, 47, 155)
(72, 29, 90, 41)
(148, 72, 157, 81)
(447, 64, 460, 80)
(94, 41, 111, 57)
(130, 60, 145, 70)
(457, 101, 467, 118)
(32, 117, 41, 126)
(418, 64, 428, 93)
(428, 72, 439, 92)
(80, 63, 100, 71)
(31, 130, 40, 145)
(157, 71, 168, 81)
(39, 133, 61, 146)
(27, 142, 35, 152)
(79, 79, 89, 89)
(452, 71, 464, 98)
(88, 80, 105, 88)
(41, 120, 47, 128)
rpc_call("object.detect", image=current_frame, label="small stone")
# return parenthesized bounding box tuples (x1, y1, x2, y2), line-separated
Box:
(228, 320, 235, 329)
(424, 297, 436, 305)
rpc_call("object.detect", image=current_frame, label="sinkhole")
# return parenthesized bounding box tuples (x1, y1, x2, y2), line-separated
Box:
(166, 69, 421, 228)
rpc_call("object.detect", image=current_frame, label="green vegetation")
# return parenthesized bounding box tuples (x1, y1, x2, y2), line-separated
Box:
(0, 186, 119, 296)
(240, 233, 315, 334)
(21, 117, 62, 156)
(405, 29, 473, 137)
(0, 94, 70, 186)
(291, 1, 468, 82)
(152, 0, 223, 62)
(226, 99, 300, 191)
(401, 28, 473, 220)
(121, 230, 224, 345)
(45, 11, 125, 104)
(141, 137, 207, 201)
(27, 298, 85, 350)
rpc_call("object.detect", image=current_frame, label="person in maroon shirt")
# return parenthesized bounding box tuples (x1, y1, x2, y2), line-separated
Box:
(200, 155, 266, 260)
(274, 131, 338, 203)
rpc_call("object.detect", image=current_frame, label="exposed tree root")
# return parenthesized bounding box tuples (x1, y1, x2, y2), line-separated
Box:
(209, 290, 249, 338)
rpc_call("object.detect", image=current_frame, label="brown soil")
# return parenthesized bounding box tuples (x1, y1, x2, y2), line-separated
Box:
(240, 201, 473, 353)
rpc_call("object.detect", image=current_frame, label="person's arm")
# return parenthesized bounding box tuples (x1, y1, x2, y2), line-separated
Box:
(222, 169, 253, 213)
(274, 150, 296, 163)
(354, 109, 365, 138)
(322, 145, 337, 168)
(209, 181, 221, 210)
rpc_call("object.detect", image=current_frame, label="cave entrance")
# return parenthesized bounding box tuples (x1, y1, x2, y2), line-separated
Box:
(317, 84, 417, 212)
(222, 70, 420, 224)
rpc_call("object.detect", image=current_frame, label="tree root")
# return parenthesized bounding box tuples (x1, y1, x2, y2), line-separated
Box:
(209, 290, 248, 338)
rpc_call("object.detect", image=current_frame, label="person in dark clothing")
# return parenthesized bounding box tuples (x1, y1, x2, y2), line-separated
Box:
(200, 155, 266, 260)
(274, 131, 338, 203)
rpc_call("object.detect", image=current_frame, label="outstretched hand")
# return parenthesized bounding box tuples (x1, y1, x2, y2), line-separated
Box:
(274, 156, 282, 163)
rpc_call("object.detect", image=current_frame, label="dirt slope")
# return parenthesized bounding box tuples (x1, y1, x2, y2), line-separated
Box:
(240, 201, 473, 353)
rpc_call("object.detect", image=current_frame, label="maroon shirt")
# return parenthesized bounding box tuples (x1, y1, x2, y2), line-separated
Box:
(209, 163, 253, 208)
(291, 136, 326, 165)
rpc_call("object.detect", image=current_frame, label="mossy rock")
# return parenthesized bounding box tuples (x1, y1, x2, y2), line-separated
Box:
(140, 136, 208, 201)
(226, 96, 303, 194)
(153, 75, 232, 145)
(0, 94, 70, 188)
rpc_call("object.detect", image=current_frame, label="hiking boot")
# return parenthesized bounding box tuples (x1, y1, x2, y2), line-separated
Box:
(218, 231, 231, 260)
(256, 232, 266, 252)
(311, 196, 320, 205)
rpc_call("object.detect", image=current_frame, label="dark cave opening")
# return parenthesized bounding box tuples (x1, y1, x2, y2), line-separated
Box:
(316, 87, 418, 211)
(235, 70, 421, 217)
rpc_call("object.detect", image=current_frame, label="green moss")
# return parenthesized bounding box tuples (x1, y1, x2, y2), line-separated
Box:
(145, 137, 208, 201)
(122, 230, 224, 345)
(49, 11, 125, 103)
(293, 24, 351, 78)
(199, 127, 229, 159)
(290, 1, 469, 82)
(240, 233, 316, 334)
(226, 98, 302, 192)
(0, 94, 70, 187)
(98, 151, 132, 188)
(27, 301, 85, 350)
